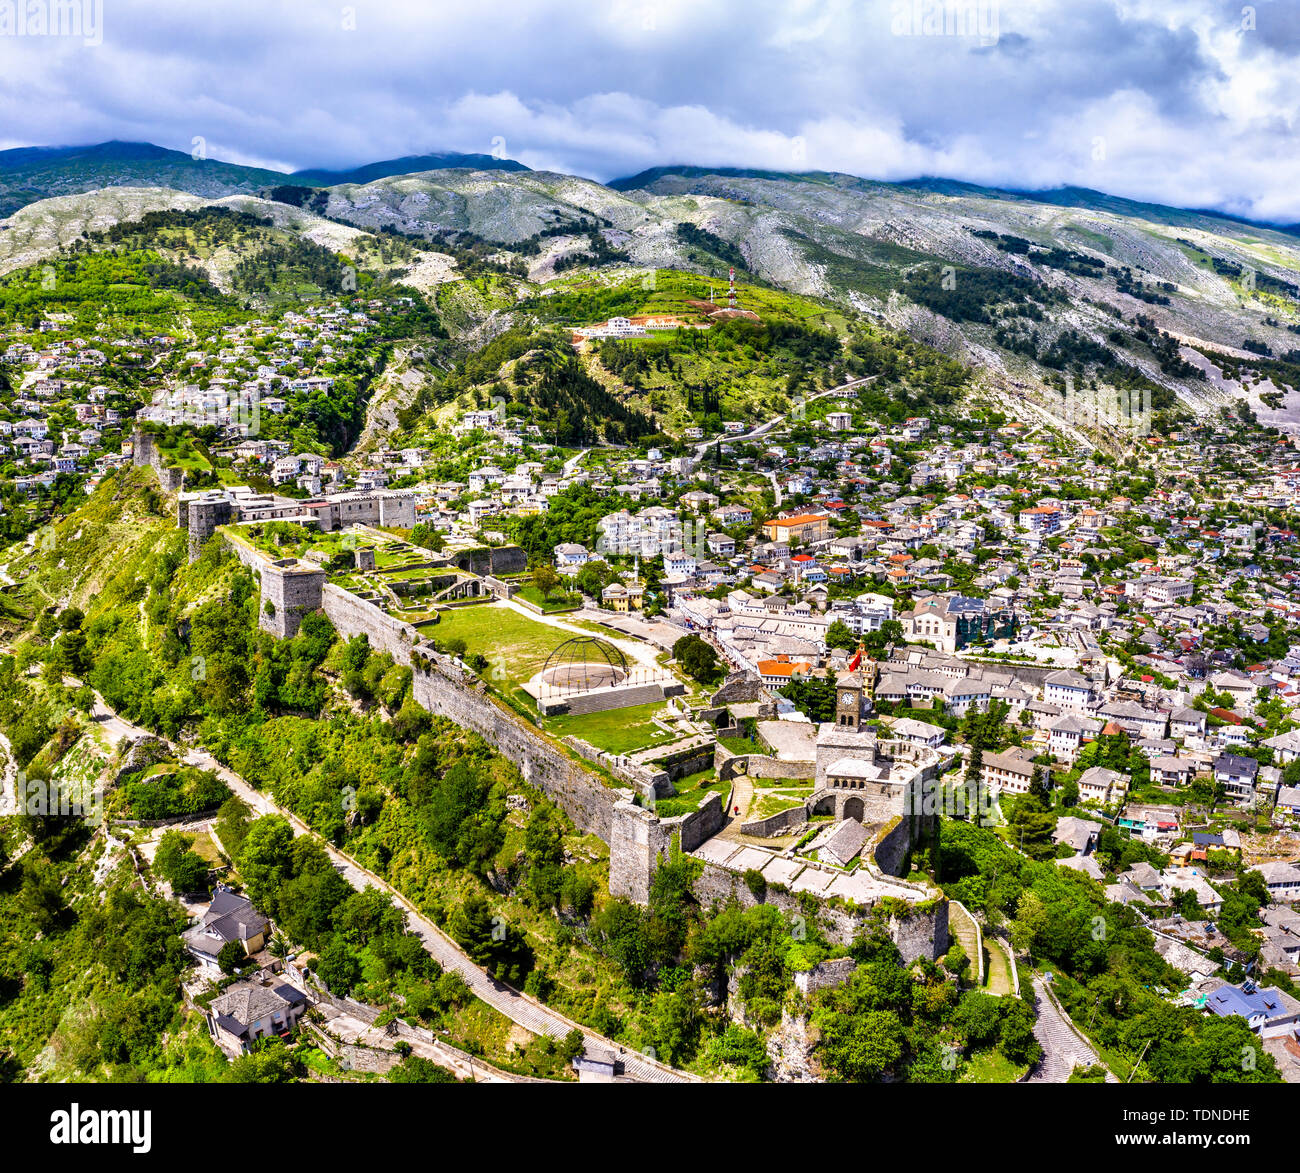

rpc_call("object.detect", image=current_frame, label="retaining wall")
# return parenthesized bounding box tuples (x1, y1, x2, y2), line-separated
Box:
(691, 859, 949, 960)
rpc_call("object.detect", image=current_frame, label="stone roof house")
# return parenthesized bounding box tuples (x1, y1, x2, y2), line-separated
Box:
(184, 886, 270, 970)
(207, 979, 307, 1054)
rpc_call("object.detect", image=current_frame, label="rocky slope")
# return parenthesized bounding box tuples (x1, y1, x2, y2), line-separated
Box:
(5, 158, 1300, 437)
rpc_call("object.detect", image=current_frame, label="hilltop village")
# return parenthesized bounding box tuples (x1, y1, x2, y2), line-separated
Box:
(4, 244, 1300, 1087)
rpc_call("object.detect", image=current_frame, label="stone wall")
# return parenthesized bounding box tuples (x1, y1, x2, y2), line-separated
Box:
(322, 583, 422, 663)
(677, 791, 725, 852)
(132, 430, 185, 494)
(871, 816, 913, 877)
(711, 671, 765, 706)
(739, 805, 808, 837)
(640, 743, 715, 782)
(793, 956, 857, 995)
(211, 527, 735, 905)
(449, 545, 527, 577)
(412, 652, 629, 843)
(714, 744, 816, 783)
(608, 801, 670, 904)
(889, 900, 950, 965)
(564, 737, 672, 803)
(690, 858, 949, 959)
(606, 792, 725, 903)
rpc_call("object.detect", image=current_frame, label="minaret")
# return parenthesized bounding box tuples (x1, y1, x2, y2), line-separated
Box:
(727, 266, 737, 309)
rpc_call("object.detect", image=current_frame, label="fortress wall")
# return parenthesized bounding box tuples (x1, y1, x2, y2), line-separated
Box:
(689, 859, 948, 959)
(739, 805, 809, 837)
(211, 527, 935, 914)
(411, 652, 629, 845)
(714, 743, 815, 783)
(321, 583, 422, 664)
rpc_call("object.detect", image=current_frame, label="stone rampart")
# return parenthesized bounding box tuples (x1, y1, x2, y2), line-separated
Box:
(690, 859, 948, 959)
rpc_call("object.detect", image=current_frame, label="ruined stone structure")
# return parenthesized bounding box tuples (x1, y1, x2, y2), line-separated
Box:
(690, 857, 949, 960)
(176, 483, 424, 562)
(710, 670, 765, 706)
(132, 429, 185, 493)
(449, 545, 528, 577)
(181, 494, 234, 560)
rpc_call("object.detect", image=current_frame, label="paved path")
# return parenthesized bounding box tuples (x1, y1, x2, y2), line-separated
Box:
(561, 448, 589, 475)
(496, 597, 666, 671)
(718, 775, 754, 840)
(1026, 976, 1113, 1083)
(947, 901, 983, 986)
(312, 1003, 538, 1084)
(74, 686, 697, 1083)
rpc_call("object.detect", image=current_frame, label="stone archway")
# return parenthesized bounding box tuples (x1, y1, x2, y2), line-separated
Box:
(842, 795, 865, 823)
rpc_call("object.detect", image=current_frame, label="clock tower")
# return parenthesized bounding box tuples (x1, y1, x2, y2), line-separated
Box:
(836, 670, 864, 729)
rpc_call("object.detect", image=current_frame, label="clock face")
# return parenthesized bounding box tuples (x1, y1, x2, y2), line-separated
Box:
(841, 692, 856, 706)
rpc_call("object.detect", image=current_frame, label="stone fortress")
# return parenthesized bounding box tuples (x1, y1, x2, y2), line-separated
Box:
(155, 448, 948, 959)
(179, 483, 418, 561)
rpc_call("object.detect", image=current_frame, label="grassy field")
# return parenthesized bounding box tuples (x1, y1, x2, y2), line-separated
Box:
(514, 584, 583, 612)
(654, 768, 730, 818)
(422, 604, 579, 689)
(960, 1048, 1029, 1083)
(749, 786, 813, 821)
(544, 699, 676, 754)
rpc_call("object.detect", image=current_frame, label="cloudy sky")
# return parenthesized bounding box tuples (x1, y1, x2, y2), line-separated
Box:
(1, 0, 1298, 221)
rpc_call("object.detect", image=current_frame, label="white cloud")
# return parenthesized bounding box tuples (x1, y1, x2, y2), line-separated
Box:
(0, 0, 1296, 220)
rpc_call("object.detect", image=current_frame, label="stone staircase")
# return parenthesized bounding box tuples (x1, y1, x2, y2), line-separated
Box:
(562, 682, 664, 716)
(1027, 975, 1114, 1083)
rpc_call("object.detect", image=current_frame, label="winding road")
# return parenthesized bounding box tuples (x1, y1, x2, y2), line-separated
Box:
(80, 686, 698, 1084)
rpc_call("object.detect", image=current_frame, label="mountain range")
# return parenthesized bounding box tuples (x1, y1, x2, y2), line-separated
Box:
(0, 140, 530, 219)
(3, 139, 1300, 439)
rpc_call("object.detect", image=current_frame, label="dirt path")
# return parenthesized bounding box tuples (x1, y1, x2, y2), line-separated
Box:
(0, 731, 15, 816)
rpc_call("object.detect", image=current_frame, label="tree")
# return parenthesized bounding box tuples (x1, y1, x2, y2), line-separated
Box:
(224, 1039, 301, 1083)
(530, 564, 562, 601)
(817, 1007, 906, 1081)
(825, 620, 857, 651)
(316, 936, 361, 994)
(672, 634, 720, 684)
(781, 674, 837, 722)
(237, 815, 295, 913)
(389, 1054, 458, 1083)
(1010, 890, 1048, 955)
(153, 830, 209, 893)
(217, 940, 248, 975)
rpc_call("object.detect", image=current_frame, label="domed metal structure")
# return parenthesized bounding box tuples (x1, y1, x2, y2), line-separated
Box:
(540, 636, 628, 693)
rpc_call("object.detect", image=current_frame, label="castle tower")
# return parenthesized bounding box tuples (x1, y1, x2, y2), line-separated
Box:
(835, 668, 865, 729)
